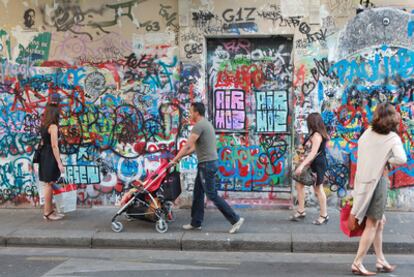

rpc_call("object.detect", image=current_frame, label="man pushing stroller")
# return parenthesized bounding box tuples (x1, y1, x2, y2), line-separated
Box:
(171, 102, 245, 234)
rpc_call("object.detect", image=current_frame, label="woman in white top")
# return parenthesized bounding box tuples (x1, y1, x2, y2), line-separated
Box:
(351, 103, 407, 276)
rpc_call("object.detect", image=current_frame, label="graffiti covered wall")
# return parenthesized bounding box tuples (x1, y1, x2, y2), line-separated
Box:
(0, 0, 185, 207)
(0, 0, 413, 210)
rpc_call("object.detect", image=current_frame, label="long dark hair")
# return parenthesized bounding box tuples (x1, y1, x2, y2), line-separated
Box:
(371, 103, 399, 134)
(307, 112, 329, 140)
(41, 103, 60, 130)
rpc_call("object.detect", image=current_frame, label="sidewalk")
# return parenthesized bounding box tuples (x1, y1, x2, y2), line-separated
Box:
(0, 207, 413, 254)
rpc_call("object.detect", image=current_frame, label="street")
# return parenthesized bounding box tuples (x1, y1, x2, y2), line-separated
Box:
(0, 247, 413, 277)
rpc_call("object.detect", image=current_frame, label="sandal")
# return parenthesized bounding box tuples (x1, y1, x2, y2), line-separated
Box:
(43, 211, 63, 221)
(289, 210, 306, 221)
(351, 263, 376, 276)
(312, 214, 329, 225)
(376, 260, 396, 273)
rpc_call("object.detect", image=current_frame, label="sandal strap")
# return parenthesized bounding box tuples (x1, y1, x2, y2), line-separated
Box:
(43, 211, 54, 219)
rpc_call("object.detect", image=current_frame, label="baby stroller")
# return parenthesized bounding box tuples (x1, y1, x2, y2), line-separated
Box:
(111, 161, 181, 233)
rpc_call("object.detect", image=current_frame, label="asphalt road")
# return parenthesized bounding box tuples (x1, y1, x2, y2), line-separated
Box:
(0, 247, 413, 277)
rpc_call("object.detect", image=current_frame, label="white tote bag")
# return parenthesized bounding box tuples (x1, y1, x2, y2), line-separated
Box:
(53, 178, 77, 213)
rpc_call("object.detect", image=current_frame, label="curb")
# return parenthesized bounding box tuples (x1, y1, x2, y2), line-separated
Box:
(1, 231, 412, 254)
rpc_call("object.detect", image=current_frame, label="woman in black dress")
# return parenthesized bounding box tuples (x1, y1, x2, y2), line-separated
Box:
(39, 97, 65, 221)
(291, 113, 329, 225)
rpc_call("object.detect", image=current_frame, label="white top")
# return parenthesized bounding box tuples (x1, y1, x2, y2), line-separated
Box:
(351, 128, 407, 224)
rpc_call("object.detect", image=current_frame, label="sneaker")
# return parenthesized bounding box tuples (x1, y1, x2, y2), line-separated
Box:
(182, 224, 201, 230)
(229, 217, 245, 234)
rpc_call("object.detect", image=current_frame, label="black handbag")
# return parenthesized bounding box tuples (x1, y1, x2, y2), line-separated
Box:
(160, 170, 181, 201)
(293, 133, 321, 186)
(292, 166, 316, 186)
(32, 140, 43, 164)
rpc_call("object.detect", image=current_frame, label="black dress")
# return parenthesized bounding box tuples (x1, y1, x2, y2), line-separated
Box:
(304, 132, 327, 186)
(310, 133, 327, 186)
(39, 126, 61, 182)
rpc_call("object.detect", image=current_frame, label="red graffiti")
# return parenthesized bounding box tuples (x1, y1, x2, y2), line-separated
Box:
(215, 64, 264, 92)
(293, 64, 306, 88)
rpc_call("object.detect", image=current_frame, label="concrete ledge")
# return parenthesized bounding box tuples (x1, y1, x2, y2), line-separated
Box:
(182, 232, 291, 252)
(292, 233, 360, 253)
(92, 231, 182, 250)
(382, 234, 414, 254)
(0, 236, 5, 246)
(7, 229, 94, 248)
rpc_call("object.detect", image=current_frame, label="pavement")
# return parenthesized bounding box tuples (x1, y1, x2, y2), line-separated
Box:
(0, 207, 413, 254)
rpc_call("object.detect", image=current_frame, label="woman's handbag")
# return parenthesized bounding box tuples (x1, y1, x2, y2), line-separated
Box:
(292, 166, 316, 186)
(32, 139, 43, 164)
(292, 150, 321, 186)
(340, 198, 366, 237)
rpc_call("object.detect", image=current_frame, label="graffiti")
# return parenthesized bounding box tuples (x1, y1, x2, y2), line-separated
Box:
(217, 144, 286, 191)
(215, 64, 264, 93)
(41, 0, 152, 40)
(297, 24, 328, 44)
(0, 157, 36, 205)
(214, 89, 246, 131)
(159, 4, 177, 27)
(222, 39, 251, 55)
(84, 72, 107, 101)
(359, 0, 376, 8)
(139, 21, 161, 32)
(184, 43, 202, 59)
(257, 5, 302, 28)
(41, 3, 105, 40)
(91, 0, 146, 30)
(321, 16, 336, 29)
(1, 60, 37, 80)
(310, 58, 336, 82)
(256, 90, 288, 133)
(408, 10, 414, 37)
(191, 10, 218, 28)
(16, 32, 51, 65)
(222, 22, 258, 34)
(293, 64, 306, 88)
(23, 9, 36, 29)
(329, 46, 414, 85)
(208, 37, 293, 192)
(222, 8, 256, 23)
(65, 165, 101, 184)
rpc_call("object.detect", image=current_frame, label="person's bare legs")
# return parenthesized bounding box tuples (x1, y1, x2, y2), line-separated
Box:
(43, 182, 53, 216)
(43, 182, 62, 220)
(296, 182, 305, 212)
(373, 215, 394, 269)
(315, 184, 327, 215)
(353, 217, 379, 272)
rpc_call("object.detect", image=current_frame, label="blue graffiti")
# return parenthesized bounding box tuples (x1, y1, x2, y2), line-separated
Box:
(143, 56, 178, 92)
(329, 46, 414, 85)
(408, 10, 414, 37)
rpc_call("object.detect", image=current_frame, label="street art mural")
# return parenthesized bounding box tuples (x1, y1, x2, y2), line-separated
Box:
(207, 37, 293, 193)
(0, 0, 184, 207)
(0, 0, 413, 210)
(292, 5, 414, 209)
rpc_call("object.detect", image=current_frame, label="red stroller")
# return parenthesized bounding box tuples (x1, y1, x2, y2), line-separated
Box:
(111, 161, 181, 233)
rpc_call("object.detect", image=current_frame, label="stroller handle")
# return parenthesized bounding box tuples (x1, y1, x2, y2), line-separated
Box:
(133, 162, 176, 188)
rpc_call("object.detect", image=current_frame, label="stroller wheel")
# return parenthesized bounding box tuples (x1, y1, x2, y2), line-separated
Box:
(155, 219, 168, 233)
(111, 221, 124, 233)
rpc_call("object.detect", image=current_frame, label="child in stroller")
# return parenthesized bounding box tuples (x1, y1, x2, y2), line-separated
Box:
(111, 161, 181, 233)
